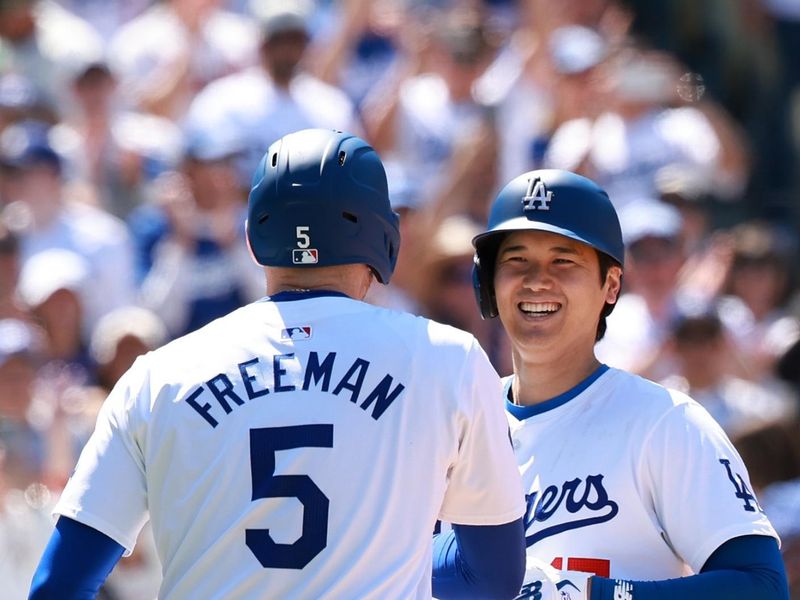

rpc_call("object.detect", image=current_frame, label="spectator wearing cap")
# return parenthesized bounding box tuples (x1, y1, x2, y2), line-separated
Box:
(16, 248, 91, 370)
(0, 120, 137, 339)
(185, 0, 357, 185)
(595, 199, 692, 377)
(89, 306, 167, 393)
(52, 53, 182, 219)
(660, 306, 796, 440)
(128, 126, 262, 338)
(107, 0, 259, 120)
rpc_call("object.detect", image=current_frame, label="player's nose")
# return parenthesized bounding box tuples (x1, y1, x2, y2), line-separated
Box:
(520, 262, 553, 291)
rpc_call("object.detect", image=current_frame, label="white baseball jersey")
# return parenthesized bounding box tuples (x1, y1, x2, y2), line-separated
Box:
(507, 365, 778, 583)
(56, 291, 525, 599)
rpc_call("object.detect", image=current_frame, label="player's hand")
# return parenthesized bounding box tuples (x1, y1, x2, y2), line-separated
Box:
(514, 556, 591, 600)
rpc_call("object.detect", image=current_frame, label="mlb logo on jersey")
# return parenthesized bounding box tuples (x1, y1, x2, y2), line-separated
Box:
(293, 249, 319, 264)
(281, 326, 312, 341)
(522, 177, 553, 211)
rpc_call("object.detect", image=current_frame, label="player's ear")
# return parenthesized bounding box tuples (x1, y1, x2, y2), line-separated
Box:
(604, 265, 623, 305)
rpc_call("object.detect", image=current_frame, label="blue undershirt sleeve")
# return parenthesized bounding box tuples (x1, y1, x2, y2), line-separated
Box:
(589, 535, 788, 600)
(432, 517, 526, 599)
(29, 516, 126, 600)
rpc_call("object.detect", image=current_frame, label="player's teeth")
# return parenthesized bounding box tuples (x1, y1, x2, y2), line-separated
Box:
(519, 302, 559, 313)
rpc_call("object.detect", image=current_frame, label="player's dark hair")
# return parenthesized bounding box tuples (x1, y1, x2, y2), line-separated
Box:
(596, 251, 622, 342)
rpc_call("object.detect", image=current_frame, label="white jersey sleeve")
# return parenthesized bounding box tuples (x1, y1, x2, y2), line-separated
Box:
(439, 339, 525, 525)
(643, 391, 779, 572)
(54, 357, 151, 554)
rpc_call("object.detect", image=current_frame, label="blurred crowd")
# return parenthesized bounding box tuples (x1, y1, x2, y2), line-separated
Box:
(1, 0, 799, 597)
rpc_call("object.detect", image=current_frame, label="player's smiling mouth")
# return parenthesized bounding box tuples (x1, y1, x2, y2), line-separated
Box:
(518, 301, 561, 317)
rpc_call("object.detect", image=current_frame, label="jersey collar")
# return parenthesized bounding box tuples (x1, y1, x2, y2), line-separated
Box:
(267, 290, 351, 302)
(505, 363, 610, 420)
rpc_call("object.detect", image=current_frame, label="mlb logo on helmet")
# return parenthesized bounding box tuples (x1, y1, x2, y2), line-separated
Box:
(293, 249, 319, 264)
(522, 177, 553, 211)
(281, 326, 313, 341)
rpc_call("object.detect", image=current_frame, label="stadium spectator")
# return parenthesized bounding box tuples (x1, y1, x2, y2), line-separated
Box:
(53, 54, 183, 219)
(596, 199, 690, 376)
(128, 127, 262, 337)
(660, 307, 796, 440)
(185, 0, 357, 185)
(0, 121, 137, 337)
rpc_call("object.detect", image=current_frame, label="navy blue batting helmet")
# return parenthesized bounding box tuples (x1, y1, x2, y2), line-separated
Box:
(472, 169, 624, 318)
(246, 129, 401, 284)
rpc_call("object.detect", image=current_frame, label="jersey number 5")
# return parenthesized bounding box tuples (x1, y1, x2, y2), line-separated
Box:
(246, 425, 333, 569)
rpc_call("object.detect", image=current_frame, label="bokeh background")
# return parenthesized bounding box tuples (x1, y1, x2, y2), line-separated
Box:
(1, 0, 799, 597)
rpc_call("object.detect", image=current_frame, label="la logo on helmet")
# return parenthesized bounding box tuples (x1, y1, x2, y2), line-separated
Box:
(522, 178, 553, 211)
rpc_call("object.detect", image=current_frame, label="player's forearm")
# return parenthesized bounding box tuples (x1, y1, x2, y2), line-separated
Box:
(589, 535, 788, 600)
(432, 518, 526, 599)
(29, 517, 125, 600)
(589, 569, 787, 600)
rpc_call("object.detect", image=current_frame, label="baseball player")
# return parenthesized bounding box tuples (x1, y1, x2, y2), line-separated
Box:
(29, 129, 527, 599)
(470, 169, 789, 599)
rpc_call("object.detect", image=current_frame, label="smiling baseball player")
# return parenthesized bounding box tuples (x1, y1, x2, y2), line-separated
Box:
(470, 169, 789, 600)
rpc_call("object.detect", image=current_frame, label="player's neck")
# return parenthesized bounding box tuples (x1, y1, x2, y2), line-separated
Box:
(266, 265, 373, 300)
(269, 282, 356, 297)
(511, 351, 602, 406)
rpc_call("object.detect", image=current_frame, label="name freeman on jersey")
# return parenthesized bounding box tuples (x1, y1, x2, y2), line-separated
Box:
(184, 351, 406, 428)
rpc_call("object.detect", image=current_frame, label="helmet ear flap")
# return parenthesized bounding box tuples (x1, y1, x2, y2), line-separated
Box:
(472, 253, 498, 319)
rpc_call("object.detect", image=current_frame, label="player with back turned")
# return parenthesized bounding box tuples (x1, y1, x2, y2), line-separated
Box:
(470, 169, 789, 600)
(29, 129, 527, 599)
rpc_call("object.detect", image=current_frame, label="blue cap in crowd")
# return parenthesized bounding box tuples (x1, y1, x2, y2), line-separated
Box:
(0, 120, 62, 172)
